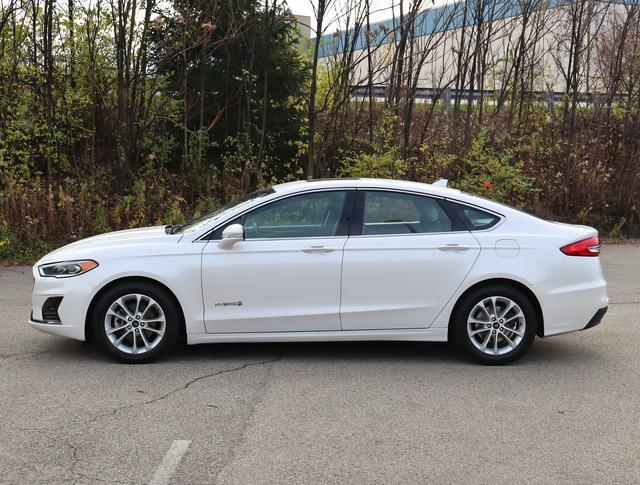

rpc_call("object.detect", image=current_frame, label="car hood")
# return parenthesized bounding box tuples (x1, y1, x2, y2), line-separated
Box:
(36, 226, 174, 264)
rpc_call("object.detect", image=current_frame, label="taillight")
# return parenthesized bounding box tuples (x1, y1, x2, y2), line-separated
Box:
(560, 236, 601, 257)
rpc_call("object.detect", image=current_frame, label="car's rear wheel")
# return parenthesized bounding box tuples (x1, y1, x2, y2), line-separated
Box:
(452, 285, 537, 365)
(92, 281, 180, 363)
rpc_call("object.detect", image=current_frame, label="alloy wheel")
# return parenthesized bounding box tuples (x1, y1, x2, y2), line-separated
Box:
(466, 296, 526, 356)
(104, 293, 166, 355)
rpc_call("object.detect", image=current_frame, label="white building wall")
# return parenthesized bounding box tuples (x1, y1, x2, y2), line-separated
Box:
(319, 1, 629, 96)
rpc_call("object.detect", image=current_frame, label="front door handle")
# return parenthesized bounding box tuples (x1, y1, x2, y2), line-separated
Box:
(302, 246, 335, 253)
(438, 244, 470, 252)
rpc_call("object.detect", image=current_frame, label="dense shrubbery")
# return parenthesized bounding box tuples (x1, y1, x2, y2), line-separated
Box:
(337, 107, 637, 234)
(1, 1, 639, 263)
(0, 0, 309, 261)
(1, 105, 638, 263)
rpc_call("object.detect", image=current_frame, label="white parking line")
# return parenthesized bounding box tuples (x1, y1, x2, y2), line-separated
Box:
(148, 439, 191, 485)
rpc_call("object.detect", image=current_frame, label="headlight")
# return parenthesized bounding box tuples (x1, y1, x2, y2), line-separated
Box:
(38, 260, 99, 278)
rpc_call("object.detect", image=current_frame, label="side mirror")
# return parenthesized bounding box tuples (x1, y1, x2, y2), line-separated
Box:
(218, 223, 245, 248)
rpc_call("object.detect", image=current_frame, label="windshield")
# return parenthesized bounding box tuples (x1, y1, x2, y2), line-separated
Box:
(173, 188, 275, 234)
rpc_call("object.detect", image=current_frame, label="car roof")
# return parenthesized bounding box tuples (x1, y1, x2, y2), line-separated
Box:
(272, 178, 462, 198)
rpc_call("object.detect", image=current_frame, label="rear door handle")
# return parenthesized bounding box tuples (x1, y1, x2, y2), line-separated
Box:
(438, 244, 470, 252)
(302, 246, 335, 253)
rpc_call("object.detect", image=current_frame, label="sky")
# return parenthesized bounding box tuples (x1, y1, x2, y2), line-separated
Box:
(0, 0, 447, 37)
(285, 0, 400, 22)
(283, 0, 451, 34)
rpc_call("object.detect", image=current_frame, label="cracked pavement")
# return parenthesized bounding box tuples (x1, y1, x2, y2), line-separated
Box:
(1, 244, 639, 484)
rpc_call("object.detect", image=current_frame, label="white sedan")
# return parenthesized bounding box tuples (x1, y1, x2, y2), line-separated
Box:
(29, 178, 608, 364)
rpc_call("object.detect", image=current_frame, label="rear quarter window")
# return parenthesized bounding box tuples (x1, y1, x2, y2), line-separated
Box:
(450, 202, 501, 230)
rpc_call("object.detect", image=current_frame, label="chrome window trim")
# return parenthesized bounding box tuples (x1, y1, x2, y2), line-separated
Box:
(348, 230, 469, 238)
(215, 235, 349, 243)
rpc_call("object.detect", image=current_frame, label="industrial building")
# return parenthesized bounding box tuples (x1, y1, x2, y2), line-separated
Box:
(314, 0, 633, 102)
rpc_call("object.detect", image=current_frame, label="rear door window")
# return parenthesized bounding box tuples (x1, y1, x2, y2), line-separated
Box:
(359, 191, 453, 235)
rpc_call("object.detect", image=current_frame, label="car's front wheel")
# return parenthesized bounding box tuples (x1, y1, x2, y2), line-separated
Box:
(92, 281, 180, 363)
(452, 285, 537, 365)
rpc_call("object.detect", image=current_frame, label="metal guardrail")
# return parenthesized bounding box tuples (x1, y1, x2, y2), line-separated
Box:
(351, 85, 619, 107)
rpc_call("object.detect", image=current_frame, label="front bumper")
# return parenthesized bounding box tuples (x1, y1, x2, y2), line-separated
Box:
(28, 318, 87, 340)
(29, 267, 94, 341)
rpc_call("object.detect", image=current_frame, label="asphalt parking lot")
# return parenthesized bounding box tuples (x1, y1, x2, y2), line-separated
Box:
(1, 245, 639, 485)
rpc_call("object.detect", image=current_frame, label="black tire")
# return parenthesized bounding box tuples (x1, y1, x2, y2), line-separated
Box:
(92, 280, 181, 364)
(451, 284, 537, 365)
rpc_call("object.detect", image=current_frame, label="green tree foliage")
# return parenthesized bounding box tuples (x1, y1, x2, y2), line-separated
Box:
(1, 0, 639, 263)
(148, 0, 308, 189)
(453, 130, 534, 207)
(0, 0, 309, 260)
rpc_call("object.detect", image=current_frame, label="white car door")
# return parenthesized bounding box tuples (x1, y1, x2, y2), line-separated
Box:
(201, 190, 354, 333)
(340, 190, 480, 330)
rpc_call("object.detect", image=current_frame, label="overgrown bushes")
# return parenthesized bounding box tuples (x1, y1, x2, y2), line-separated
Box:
(1, 1, 639, 263)
(0, 170, 214, 262)
(1, 104, 637, 264)
(336, 107, 637, 236)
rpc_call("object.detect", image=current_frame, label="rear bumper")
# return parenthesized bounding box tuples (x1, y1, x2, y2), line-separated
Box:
(538, 285, 608, 337)
(583, 306, 608, 331)
(533, 270, 608, 337)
